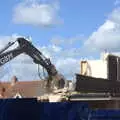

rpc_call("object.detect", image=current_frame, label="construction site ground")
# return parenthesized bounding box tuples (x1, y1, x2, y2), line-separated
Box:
(37, 88, 120, 109)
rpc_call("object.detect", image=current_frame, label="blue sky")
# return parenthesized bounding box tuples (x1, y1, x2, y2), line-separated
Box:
(0, 0, 119, 81)
(0, 0, 115, 44)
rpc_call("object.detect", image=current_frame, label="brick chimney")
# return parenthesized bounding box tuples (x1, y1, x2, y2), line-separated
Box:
(0, 87, 6, 98)
(11, 76, 18, 86)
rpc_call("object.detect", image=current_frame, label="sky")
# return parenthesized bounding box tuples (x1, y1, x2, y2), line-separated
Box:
(0, 0, 119, 81)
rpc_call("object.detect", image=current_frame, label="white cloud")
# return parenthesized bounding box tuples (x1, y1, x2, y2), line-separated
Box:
(50, 34, 85, 46)
(55, 58, 80, 80)
(84, 7, 120, 52)
(50, 36, 64, 46)
(12, 0, 62, 27)
(38, 45, 81, 80)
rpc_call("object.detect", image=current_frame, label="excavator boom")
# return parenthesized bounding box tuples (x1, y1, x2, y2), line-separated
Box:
(0, 37, 65, 89)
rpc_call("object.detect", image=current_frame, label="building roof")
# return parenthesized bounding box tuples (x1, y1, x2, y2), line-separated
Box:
(0, 79, 52, 98)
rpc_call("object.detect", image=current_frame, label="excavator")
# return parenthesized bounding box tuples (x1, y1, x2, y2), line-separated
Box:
(0, 37, 66, 90)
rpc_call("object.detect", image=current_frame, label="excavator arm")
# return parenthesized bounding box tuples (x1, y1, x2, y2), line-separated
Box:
(0, 37, 65, 89)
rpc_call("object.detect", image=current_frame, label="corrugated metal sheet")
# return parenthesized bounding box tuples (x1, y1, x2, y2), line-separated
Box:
(117, 58, 120, 81)
(107, 55, 117, 81)
(75, 74, 113, 93)
(75, 74, 120, 94)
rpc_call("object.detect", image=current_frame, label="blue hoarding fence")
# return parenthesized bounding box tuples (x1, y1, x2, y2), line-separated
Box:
(0, 98, 120, 120)
(90, 110, 120, 120)
(0, 98, 40, 120)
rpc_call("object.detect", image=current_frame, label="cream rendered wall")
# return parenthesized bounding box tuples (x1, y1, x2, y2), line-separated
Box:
(86, 60, 107, 79)
(80, 53, 109, 79)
